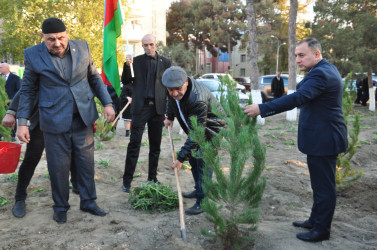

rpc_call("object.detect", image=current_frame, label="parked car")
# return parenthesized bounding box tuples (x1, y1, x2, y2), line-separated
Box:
(234, 77, 251, 91)
(196, 79, 249, 108)
(199, 73, 246, 92)
(259, 74, 304, 102)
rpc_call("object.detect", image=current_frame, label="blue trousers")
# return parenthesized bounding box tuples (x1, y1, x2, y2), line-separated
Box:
(307, 155, 337, 234)
(44, 116, 95, 212)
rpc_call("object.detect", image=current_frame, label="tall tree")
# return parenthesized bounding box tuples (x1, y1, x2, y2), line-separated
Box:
(286, 0, 298, 121)
(246, 0, 264, 125)
(0, 0, 128, 68)
(312, 0, 377, 111)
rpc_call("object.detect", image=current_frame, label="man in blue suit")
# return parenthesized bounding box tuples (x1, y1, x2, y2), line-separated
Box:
(0, 62, 21, 102)
(244, 38, 347, 242)
(17, 18, 115, 224)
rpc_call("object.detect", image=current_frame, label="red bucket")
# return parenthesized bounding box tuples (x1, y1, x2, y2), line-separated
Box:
(0, 142, 22, 174)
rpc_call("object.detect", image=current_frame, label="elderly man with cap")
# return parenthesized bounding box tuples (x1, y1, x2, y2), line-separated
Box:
(163, 66, 225, 215)
(17, 17, 115, 223)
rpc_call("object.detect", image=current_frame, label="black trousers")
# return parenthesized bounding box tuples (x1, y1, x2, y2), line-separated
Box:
(44, 116, 94, 212)
(123, 104, 164, 187)
(14, 126, 45, 201)
(14, 126, 78, 201)
(307, 155, 337, 234)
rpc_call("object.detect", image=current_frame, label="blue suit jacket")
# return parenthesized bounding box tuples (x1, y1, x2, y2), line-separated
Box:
(259, 59, 348, 156)
(5, 72, 21, 99)
(17, 40, 112, 134)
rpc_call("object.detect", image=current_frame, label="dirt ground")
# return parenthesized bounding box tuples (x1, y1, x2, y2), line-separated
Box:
(0, 105, 376, 250)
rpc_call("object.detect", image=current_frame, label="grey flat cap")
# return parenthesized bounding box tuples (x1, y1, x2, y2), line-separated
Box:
(162, 66, 187, 88)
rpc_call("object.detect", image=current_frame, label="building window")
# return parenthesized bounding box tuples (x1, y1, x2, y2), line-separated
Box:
(240, 54, 246, 62)
(206, 63, 211, 73)
(240, 68, 246, 76)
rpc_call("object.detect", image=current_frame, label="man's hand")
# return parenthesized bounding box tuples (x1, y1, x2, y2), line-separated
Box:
(172, 160, 182, 171)
(244, 104, 261, 117)
(17, 125, 30, 143)
(126, 54, 133, 66)
(2, 114, 16, 128)
(126, 96, 132, 104)
(164, 119, 174, 129)
(103, 106, 115, 123)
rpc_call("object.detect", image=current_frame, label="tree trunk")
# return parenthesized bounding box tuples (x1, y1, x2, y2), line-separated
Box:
(216, 48, 219, 73)
(368, 67, 375, 111)
(228, 36, 232, 73)
(246, 0, 264, 125)
(286, 0, 298, 122)
(203, 48, 207, 73)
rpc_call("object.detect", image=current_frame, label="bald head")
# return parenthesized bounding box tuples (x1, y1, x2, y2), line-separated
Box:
(0, 63, 10, 75)
(141, 34, 157, 57)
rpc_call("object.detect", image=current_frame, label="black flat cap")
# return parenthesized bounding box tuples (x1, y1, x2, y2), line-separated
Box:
(162, 66, 187, 88)
(42, 17, 66, 34)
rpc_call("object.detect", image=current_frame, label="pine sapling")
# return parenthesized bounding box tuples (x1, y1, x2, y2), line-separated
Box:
(190, 76, 266, 249)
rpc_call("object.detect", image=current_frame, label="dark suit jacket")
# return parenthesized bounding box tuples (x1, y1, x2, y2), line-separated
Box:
(271, 76, 285, 98)
(5, 72, 21, 99)
(259, 59, 348, 156)
(17, 40, 112, 134)
(122, 53, 171, 115)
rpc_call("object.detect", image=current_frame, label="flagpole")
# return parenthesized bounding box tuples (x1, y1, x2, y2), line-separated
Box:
(118, 0, 134, 77)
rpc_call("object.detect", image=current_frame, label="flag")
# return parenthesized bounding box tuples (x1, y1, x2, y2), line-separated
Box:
(102, 0, 123, 97)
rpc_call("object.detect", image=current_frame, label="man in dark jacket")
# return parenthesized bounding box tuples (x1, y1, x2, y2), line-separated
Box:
(271, 71, 285, 99)
(244, 38, 347, 242)
(162, 66, 225, 215)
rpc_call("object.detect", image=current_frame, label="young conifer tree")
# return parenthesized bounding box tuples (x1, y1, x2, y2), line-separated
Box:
(190, 76, 266, 249)
(336, 74, 362, 187)
(0, 77, 12, 141)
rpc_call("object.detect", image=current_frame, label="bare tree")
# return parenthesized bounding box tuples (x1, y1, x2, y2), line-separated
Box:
(286, 0, 298, 121)
(246, 0, 264, 125)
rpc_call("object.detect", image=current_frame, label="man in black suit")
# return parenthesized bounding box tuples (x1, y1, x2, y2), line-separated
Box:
(271, 71, 285, 99)
(244, 38, 347, 242)
(121, 34, 171, 192)
(0, 63, 21, 102)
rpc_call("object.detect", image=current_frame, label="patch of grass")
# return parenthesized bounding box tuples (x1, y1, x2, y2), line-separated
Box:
(96, 159, 110, 168)
(133, 173, 142, 178)
(141, 140, 149, 146)
(129, 182, 178, 213)
(279, 132, 285, 136)
(19, 156, 24, 161)
(173, 137, 181, 141)
(268, 126, 284, 130)
(265, 144, 274, 148)
(30, 188, 45, 195)
(111, 177, 116, 181)
(289, 204, 296, 209)
(121, 145, 128, 149)
(263, 133, 277, 139)
(359, 140, 371, 145)
(162, 131, 168, 136)
(4, 173, 18, 183)
(360, 125, 371, 129)
(282, 140, 296, 145)
(95, 141, 103, 150)
(0, 197, 7, 206)
(44, 173, 50, 179)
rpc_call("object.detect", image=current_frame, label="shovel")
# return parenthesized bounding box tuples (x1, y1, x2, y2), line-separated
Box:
(168, 126, 187, 242)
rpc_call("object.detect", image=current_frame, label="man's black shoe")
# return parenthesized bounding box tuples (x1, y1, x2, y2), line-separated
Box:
(122, 185, 130, 193)
(296, 230, 330, 242)
(12, 200, 26, 218)
(53, 211, 67, 224)
(293, 220, 313, 229)
(185, 203, 203, 215)
(80, 203, 106, 217)
(182, 190, 196, 199)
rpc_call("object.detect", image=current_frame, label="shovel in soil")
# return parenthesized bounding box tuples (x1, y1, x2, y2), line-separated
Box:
(168, 126, 187, 242)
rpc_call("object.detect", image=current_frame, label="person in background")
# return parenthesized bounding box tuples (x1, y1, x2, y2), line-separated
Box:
(17, 17, 115, 224)
(271, 71, 285, 99)
(121, 34, 171, 193)
(162, 66, 225, 215)
(244, 37, 347, 242)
